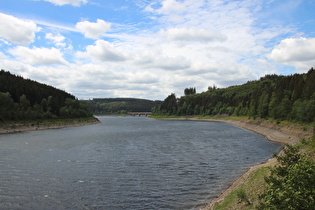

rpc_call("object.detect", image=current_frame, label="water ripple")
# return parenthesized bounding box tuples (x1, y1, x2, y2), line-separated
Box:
(0, 117, 281, 209)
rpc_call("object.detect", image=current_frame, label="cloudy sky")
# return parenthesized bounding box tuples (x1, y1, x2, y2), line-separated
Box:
(0, 0, 314, 100)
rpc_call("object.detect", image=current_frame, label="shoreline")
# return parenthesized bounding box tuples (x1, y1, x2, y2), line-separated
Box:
(196, 117, 311, 209)
(195, 118, 307, 144)
(152, 116, 311, 209)
(0, 117, 100, 134)
(2, 115, 311, 208)
(159, 116, 309, 144)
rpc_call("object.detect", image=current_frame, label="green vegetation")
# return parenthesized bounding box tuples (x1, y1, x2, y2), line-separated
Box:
(83, 98, 162, 115)
(184, 87, 196, 96)
(153, 68, 315, 123)
(236, 189, 251, 206)
(0, 70, 93, 121)
(213, 166, 271, 210)
(258, 145, 315, 209)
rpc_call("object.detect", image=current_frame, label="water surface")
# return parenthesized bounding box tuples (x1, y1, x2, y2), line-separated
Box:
(0, 116, 281, 209)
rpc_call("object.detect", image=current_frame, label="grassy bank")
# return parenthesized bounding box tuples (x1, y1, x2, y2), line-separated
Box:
(0, 117, 100, 134)
(208, 137, 315, 210)
(213, 166, 271, 209)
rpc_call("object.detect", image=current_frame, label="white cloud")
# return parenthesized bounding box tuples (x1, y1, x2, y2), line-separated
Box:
(1, 0, 304, 100)
(37, 0, 87, 7)
(145, 0, 206, 24)
(0, 38, 10, 45)
(79, 40, 126, 62)
(0, 13, 39, 44)
(127, 71, 159, 84)
(268, 37, 315, 71)
(45, 32, 66, 47)
(154, 0, 186, 14)
(9, 46, 67, 65)
(0, 51, 7, 59)
(75, 19, 111, 39)
(159, 27, 227, 42)
(69, 0, 284, 98)
(135, 54, 191, 70)
(145, 0, 204, 15)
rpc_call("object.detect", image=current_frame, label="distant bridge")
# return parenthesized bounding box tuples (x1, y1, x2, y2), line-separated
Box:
(127, 112, 152, 117)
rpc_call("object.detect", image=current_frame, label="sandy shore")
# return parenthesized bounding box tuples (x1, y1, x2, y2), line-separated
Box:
(0, 118, 100, 134)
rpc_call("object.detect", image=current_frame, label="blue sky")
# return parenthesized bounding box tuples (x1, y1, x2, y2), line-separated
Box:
(0, 0, 314, 100)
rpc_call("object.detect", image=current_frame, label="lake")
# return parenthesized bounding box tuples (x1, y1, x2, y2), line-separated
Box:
(0, 116, 281, 209)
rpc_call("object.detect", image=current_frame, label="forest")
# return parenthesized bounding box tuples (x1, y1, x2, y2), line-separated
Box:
(153, 68, 315, 123)
(83, 98, 162, 115)
(0, 70, 92, 121)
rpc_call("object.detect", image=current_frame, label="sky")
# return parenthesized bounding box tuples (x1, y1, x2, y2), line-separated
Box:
(0, 0, 314, 100)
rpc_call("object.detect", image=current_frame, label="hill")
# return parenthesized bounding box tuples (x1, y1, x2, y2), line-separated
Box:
(0, 70, 93, 121)
(83, 98, 162, 115)
(153, 68, 315, 123)
(152, 68, 315, 209)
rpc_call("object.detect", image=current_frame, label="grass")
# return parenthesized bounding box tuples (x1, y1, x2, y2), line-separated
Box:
(213, 166, 271, 210)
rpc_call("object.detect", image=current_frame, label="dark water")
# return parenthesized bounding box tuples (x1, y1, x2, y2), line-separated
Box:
(0, 116, 281, 209)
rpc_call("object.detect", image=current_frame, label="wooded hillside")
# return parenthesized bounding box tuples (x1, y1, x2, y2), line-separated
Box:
(0, 70, 92, 121)
(153, 68, 315, 123)
(83, 98, 162, 115)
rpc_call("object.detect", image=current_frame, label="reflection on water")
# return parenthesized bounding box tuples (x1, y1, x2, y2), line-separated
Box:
(0, 116, 281, 209)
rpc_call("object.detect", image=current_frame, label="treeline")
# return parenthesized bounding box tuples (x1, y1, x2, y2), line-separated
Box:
(83, 98, 162, 115)
(0, 70, 92, 121)
(153, 68, 315, 123)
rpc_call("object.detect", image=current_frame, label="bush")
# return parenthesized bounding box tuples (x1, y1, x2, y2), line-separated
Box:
(258, 145, 315, 209)
(236, 189, 251, 205)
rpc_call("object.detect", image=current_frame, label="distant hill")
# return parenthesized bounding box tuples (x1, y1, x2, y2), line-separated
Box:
(83, 98, 162, 115)
(0, 70, 92, 121)
(153, 68, 315, 123)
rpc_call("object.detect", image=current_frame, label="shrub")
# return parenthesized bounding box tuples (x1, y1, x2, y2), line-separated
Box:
(258, 145, 315, 209)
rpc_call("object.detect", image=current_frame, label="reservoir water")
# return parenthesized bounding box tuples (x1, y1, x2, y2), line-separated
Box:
(0, 116, 281, 209)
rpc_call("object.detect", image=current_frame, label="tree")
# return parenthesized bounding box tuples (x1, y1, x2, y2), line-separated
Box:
(158, 93, 178, 115)
(184, 87, 196, 96)
(208, 84, 217, 92)
(258, 145, 315, 209)
(0, 92, 17, 120)
(0, 70, 94, 120)
(152, 68, 315, 122)
(19, 94, 31, 112)
(33, 103, 44, 119)
(290, 94, 315, 122)
(40, 98, 48, 112)
(60, 98, 92, 118)
(257, 91, 270, 119)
